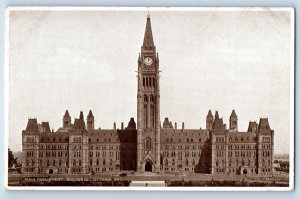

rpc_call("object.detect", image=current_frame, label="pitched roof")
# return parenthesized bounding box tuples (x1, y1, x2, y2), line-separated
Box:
(41, 122, 51, 132)
(163, 117, 174, 129)
(73, 117, 86, 130)
(230, 109, 237, 118)
(25, 119, 38, 131)
(207, 110, 213, 118)
(63, 110, 70, 118)
(87, 110, 94, 118)
(258, 118, 271, 131)
(160, 129, 209, 143)
(126, 117, 136, 130)
(247, 121, 258, 132)
(212, 117, 225, 132)
(142, 15, 155, 49)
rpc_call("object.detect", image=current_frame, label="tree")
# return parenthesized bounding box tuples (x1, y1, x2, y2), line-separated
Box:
(8, 148, 17, 168)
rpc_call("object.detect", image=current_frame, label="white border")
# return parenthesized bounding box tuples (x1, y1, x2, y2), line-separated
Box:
(4, 6, 295, 191)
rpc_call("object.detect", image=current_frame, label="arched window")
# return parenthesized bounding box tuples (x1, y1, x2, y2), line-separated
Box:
(79, 160, 81, 166)
(90, 159, 93, 166)
(153, 77, 155, 88)
(186, 159, 189, 166)
(144, 95, 148, 102)
(103, 159, 106, 166)
(73, 159, 76, 166)
(150, 94, 154, 102)
(96, 159, 99, 165)
(172, 159, 175, 166)
(150, 104, 154, 127)
(53, 159, 55, 166)
(143, 104, 147, 128)
(248, 159, 250, 166)
(59, 159, 62, 166)
(146, 137, 152, 151)
(146, 77, 149, 87)
(143, 77, 145, 87)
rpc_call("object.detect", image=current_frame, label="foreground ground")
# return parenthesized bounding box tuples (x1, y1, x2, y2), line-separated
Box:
(8, 171, 289, 187)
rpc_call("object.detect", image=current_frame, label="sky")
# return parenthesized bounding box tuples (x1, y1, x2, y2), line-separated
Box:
(7, 8, 293, 155)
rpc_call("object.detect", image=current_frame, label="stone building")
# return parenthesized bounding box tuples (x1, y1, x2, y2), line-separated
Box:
(21, 14, 274, 176)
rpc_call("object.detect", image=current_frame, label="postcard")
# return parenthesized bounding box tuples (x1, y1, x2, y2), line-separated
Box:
(5, 7, 294, 191)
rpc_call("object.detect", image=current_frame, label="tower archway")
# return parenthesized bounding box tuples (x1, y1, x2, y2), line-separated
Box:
(145, 161, 152, 172)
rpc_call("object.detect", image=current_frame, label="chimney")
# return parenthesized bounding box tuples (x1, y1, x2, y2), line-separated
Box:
(113, 122, 116, 130)
(182, 122, 185, 130)
(121, 122, 124, 130)
(175, 122, 177, 130)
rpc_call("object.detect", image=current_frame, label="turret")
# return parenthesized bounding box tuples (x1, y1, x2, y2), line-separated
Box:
(206, 109, 213, 131)
(87, 110, 94, 130)
(63, 110, 71, 128)
(229, 109, 238, 131)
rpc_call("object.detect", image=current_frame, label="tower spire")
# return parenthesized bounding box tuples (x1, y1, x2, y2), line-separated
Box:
(142, 14, 155, 50)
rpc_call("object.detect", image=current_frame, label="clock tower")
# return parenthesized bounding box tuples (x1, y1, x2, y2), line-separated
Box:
(137, 14, 161, 172)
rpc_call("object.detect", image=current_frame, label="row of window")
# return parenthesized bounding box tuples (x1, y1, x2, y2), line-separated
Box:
(262, 144, 272, 149)
(39, 151, 68, 157)
(89, 151, 120, 159)
(25, 136, 35, 143)
(89, 159, 116, 166)
(162, 144, 205, 150)
(161, 151, 203, 159)
(40, 144, 68, 150)
(216, 159, 253, 167)
(142, 77, 156, 89)
(228, 144, 256, 150)
(262, 151, 271, 157)
(88, 167, 115, 172)
(164, 138, 206, 143)
(228, 151, 256, 157)
(162, 159, 197, 166)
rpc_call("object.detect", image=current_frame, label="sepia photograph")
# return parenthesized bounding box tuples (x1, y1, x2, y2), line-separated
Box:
(5, 7, 294, 191)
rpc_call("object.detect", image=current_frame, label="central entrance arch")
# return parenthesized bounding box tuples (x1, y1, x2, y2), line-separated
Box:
(145, 162, 152, 172)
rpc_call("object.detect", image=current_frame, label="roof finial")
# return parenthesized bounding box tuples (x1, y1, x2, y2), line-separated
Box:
(147, 11, 150, 18)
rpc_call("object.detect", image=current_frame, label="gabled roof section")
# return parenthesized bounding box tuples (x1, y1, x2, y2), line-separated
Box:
(163, 117, 174, 129)
(87, 110, 94, 118)
(207, 110, 213, 118)
(25, 119, 38, 131)
(41, 122, 51, 132)
(126, 117, 136, 130)
(230, 109, 237, 118)
(63, 110, 70, 118)
(247, 121, 258, 132)
(212, 111, 224, 132)
(258, 118, 271, 131)
(142, 14, 155, 50)
(73, 112, 86, 130)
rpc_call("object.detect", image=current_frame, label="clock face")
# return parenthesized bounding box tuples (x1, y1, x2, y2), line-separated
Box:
(144, 57, 153, 66)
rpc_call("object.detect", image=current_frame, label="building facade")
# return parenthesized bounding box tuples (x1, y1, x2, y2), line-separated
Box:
(21, 15, 274, 176)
